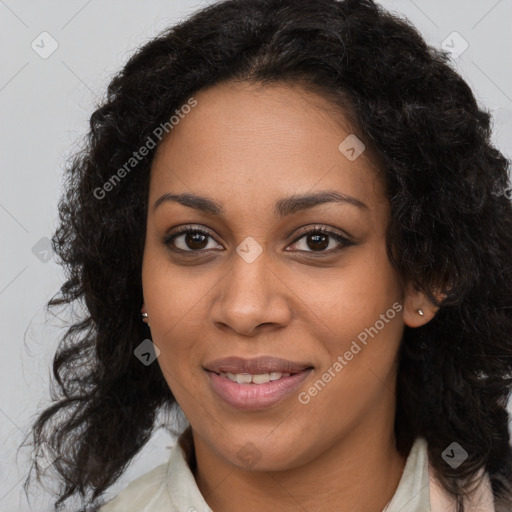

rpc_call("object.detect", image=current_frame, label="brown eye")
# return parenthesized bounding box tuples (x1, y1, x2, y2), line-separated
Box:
(287, 226, 354, 254)
(305, 232, 330, 251)
(184, 231, 208, 250)
(163, 227, 223, 253)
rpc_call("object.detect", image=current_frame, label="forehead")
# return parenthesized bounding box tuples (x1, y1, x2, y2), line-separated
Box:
(149, 81, 385, 218)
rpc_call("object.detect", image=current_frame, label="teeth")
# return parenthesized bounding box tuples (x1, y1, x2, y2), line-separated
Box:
(236, 373, 252, 384)
(252, 373, 270, 384)
(219, 371, 291, 384)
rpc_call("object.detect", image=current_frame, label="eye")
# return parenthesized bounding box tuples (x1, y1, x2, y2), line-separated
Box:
(287, 225, 354, 254)
(162, 224, 354, 255)
(163, 226, 223, 253)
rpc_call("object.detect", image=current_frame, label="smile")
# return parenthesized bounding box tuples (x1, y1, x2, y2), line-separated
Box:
(206, 367, 313, 411)
(217, 371, 291, 384)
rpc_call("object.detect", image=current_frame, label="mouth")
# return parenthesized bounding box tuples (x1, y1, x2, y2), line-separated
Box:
(214, 370, 297, 384)
(204, 356, 314, 410)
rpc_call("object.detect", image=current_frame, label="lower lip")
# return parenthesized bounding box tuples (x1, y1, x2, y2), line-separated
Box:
(206, 369, 313, 411)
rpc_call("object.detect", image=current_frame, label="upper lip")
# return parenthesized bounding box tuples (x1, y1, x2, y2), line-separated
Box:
(204, 356, 312, 375)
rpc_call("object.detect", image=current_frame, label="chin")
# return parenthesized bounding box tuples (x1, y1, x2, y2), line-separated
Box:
(216, 435, 308, 472)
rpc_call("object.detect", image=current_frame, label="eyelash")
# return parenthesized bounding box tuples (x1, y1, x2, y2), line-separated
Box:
(162, 224, 354, 256)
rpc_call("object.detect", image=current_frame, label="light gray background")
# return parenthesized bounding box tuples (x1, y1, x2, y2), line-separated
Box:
(1, 1, 511, 511)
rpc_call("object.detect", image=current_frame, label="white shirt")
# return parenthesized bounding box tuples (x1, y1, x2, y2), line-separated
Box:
(99, 436, 434, 512)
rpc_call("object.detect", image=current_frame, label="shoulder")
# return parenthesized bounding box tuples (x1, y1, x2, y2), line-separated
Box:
(98, 440, 211, 512)
(428, 452, 496, 512)
(98, 461, 169, 512)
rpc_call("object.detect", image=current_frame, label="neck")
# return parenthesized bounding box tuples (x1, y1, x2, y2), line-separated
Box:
(189, 423, 408, 512)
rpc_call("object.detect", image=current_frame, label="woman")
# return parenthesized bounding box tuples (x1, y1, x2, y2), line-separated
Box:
(22, 0, 512, 511)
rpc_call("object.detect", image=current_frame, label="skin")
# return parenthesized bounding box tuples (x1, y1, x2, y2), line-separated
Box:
(141, 81, 438, 512)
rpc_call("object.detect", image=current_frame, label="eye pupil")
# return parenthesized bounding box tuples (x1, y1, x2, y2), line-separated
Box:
(186, 232, 208, 249)
(308, 233, 329, 251)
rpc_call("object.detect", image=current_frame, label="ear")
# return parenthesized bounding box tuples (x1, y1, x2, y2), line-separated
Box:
(402, 281, 444, 328)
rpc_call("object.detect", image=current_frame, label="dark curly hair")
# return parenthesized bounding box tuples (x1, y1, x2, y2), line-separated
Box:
(20, 0, 512, 510)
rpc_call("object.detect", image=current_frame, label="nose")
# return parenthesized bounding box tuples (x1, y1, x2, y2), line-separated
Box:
(209, 246, 293, 337)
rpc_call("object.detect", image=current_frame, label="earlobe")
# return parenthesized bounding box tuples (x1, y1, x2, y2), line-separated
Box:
(141, 303, 151, 327)
(402, 282, 442, 328)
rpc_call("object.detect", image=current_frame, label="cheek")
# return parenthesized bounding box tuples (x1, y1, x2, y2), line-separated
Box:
(298, 241, 402, 352)
(142, 245, 219, 336)
(141, 252, 211, 387)
(296, 244, 404, 405)
(274, 250, 403, 444)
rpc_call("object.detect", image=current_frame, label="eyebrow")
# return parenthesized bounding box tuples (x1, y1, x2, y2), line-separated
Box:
(153, 190, 368, 217)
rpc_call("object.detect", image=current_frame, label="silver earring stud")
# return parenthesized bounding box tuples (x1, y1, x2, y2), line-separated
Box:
(141, 312, 151, 327)
(417, 309, 424, 316)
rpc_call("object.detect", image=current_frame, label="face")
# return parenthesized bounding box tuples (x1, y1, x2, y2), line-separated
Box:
(142, 81, 413, 472)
